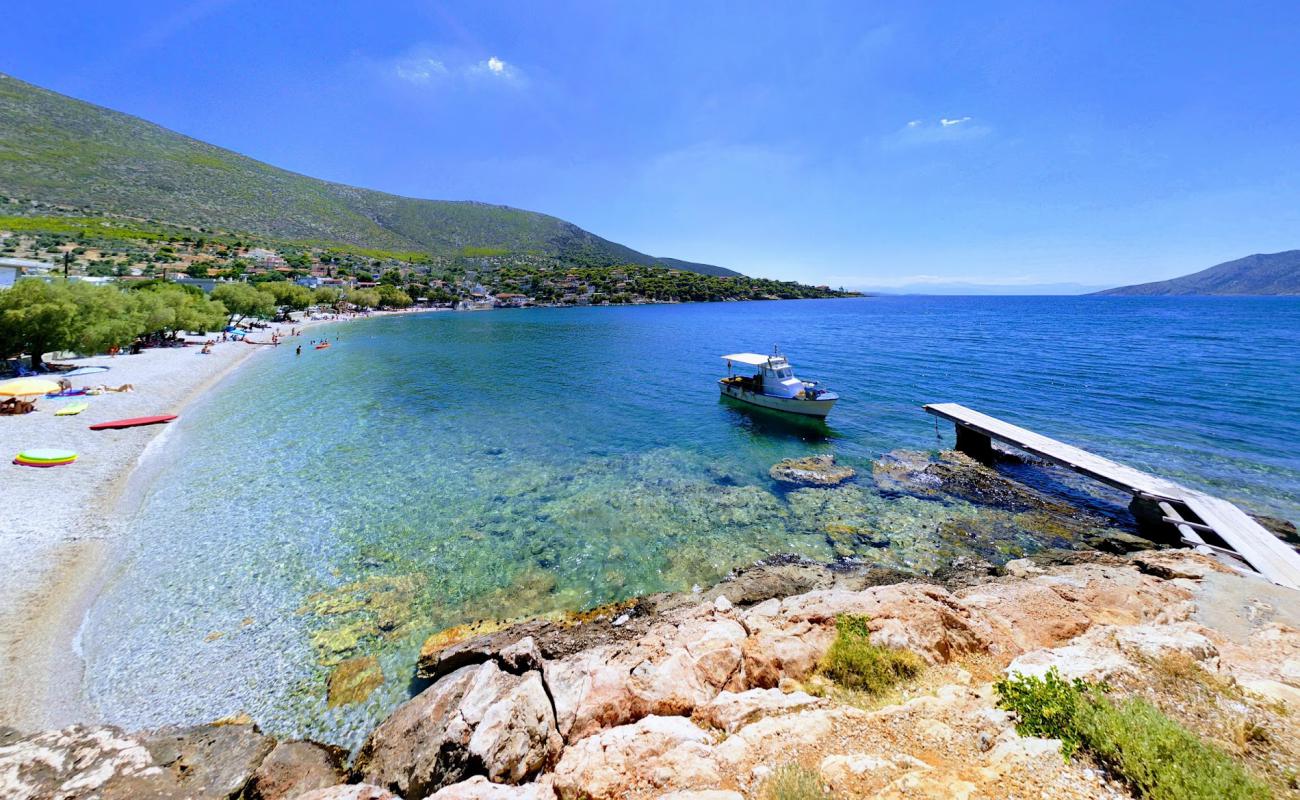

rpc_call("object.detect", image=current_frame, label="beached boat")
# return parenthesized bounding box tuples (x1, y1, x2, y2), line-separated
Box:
(719, 350, 839, 418)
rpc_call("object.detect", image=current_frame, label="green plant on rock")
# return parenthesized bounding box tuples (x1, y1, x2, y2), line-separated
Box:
(817, 614, 924, 694)
(761, 763, 835, 800)
(993, 667, 1094, 758)
(995, 668, 1272, 800)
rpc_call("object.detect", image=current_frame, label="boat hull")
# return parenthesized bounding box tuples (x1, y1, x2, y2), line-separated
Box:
(719, 382, 838, 418)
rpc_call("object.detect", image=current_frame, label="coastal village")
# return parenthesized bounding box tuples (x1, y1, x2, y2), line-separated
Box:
(0, 204, 851, 310)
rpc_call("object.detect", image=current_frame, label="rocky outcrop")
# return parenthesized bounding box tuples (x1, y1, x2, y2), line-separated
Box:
(246, 740, 347, 800)
(551, 715, 721, 799)
(768, 454, 856, 487)
(294, 786, 402, 800)
(354, 659, 561, 799)
(11, 548, 1295, 800)
(0, 722, 286, 800)
(428, 775, 555, 798)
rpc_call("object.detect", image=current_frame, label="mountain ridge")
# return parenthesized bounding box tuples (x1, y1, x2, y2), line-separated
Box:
(1095, 250, 1300, 296)
(0, 73, 742, 277)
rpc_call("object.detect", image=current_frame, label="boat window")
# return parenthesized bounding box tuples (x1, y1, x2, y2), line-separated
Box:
(777, 368, 792, 378)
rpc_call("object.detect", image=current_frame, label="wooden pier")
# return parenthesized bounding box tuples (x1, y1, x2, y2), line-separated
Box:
(924, 402, 1300, 590)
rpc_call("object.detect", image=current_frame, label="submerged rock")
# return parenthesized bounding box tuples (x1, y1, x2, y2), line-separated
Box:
(301, 574, 423, 666)
(874, 449, 1078, 515)
(769, 454, 856, 487)
(328, 655, 386, 708)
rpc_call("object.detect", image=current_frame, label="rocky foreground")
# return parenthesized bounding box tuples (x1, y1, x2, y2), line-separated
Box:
(3, 544, 1298, 800)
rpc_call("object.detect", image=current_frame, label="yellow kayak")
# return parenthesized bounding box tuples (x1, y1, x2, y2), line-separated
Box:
(54, 401, 89, 416)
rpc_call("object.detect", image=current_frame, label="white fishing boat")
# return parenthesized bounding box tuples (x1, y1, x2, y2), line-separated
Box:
(718, 350, 839, 418)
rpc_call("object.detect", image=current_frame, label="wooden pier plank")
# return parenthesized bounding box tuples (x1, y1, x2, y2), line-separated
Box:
(923, 403, 1183, 498)
(1180, 492, 1300, 590)
(924, 402, 1300, 591)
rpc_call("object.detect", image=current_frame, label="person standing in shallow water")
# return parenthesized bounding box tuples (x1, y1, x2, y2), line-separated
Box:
(296, 345, 301, 356)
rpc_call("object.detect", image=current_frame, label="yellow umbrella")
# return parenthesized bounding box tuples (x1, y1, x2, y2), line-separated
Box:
(0, 377, 61, 397)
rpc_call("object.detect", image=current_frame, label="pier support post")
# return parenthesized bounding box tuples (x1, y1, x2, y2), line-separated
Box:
(954, 425, 995, 463)
(1128, 495, 1180, 542)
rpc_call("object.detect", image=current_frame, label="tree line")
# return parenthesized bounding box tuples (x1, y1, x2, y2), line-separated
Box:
(0, 278, 412, 369)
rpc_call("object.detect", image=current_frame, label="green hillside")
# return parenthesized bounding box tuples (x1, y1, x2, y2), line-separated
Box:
(1096, 251, 1300, 295)
(0, 73, 741, 277)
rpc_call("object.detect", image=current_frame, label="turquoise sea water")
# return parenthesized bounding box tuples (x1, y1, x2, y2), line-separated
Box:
(81, 296, 1300, 745)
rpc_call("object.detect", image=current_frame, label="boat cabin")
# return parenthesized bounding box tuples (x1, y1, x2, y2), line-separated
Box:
(721, 352, 806, 399)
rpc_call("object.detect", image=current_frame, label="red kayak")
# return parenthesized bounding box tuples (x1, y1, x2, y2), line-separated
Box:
(315, 342, 331, 350)
(89, 414, 178, 430)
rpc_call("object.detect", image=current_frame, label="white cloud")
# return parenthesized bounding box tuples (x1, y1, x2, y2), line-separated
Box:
(882, 116, 990, 148)
(469, 55, 520, 81)
(378, 49, 522, 88)
(393, 56, 447, 84)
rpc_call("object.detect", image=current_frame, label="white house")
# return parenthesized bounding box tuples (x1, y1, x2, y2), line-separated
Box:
(0, 257, 55, 274)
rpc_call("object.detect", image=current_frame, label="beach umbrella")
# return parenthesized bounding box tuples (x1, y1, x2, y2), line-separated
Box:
(0, 377, 61, 397)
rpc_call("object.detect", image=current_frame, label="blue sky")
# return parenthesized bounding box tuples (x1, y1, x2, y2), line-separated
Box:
(5, 1, 1299, 288)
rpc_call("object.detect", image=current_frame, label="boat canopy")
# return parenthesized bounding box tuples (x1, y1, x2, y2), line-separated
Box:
(721, 353, 777, 366)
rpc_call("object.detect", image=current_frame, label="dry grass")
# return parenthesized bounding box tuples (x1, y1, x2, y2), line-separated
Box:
(760, 763, 836, 800)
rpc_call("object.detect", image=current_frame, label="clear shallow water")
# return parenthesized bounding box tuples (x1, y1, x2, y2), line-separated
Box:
(82, 297, 1300, 745)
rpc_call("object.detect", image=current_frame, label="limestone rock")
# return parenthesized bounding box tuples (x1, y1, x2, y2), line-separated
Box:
(957, 581, 1091, 652)
(1130, 550, 1233, 581)
(328, 655, 385, 708)
(1241, 679, 1300, 709)
(702, 558, 834, 605)
(102, 722, 274, 799)
(774, 583, 1002, 665)
(293, 785, 403, 800)
(353, 664, 483, 799)
(551, 716, 719, 800)
(417, 620, 517, 681)
(655, 792, 745, 800)
(1005, 642, 1133, 683)
(769, 454, 856, 487)
(545, 611, 748, 742)
(1110, 623, 1219, 665)
(694, 688, 823, 733)
(428, 775, 556, 798)
(467, 672, 563, 784)
(0, 725, 160, 800)
(356, 661, 560, 798)
(712, 708, 841, 768)
(819, 752, 897, 784)
(246, 740, 346, 800)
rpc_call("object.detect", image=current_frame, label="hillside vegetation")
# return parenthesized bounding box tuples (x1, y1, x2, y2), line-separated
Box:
(0, 73, 741, 277)
(1097, 251, 1300, 295)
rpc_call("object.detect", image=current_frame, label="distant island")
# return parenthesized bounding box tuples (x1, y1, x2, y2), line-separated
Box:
(1096, 250, 1300, 296)
(0, 73, 856, 304)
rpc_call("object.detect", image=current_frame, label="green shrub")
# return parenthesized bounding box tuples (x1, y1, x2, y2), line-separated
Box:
(1082, 695, 1271, 800)
(760, 763, 834, 800)
(995, 668, 1271, 800)
(993, 667, 1093, 758)
(818, 615, 923, 694)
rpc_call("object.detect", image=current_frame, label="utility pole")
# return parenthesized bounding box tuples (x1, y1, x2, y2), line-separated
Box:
(63, 251, 70, 278)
